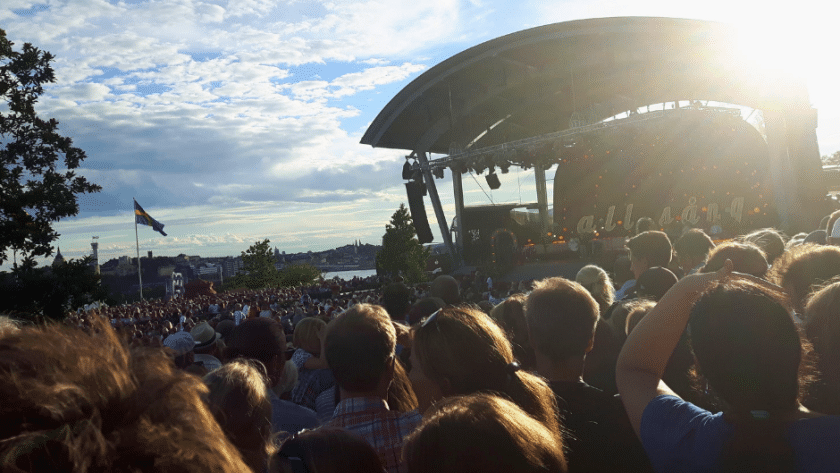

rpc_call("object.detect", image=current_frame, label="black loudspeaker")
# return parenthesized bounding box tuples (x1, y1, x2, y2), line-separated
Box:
(406, 180, 434, 244)
(486, 172, 501, 190)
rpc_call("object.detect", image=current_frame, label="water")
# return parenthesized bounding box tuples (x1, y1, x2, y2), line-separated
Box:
(322, 269, 378, 280)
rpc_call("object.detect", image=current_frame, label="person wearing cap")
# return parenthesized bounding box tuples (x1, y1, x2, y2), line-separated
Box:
(191, 322, 223, 372)
(163, 331, 196, 369)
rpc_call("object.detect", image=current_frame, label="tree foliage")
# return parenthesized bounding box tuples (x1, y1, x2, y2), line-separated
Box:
(227, 239, 322, 290)
(376, 204, 430, 283)
(278, 263, 322, 287)
(822, 151, 840, 167)
(0, 28, 101, 264)
(0, 256, 108, 321)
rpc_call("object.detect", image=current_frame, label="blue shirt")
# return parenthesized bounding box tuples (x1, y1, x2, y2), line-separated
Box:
(641, 394, 840, 473)
(269, 390, 319, 437)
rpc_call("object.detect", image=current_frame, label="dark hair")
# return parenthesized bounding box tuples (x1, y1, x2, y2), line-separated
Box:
(225, 318, 286, 367)
(429, 275, 460, 305)
(403, 393, 567, 473)
(0, 316, 251, 471)
(627, 231, 672, 268)
(673, 228, 715, 259)
(804, 279, 840, 414)
(382, 283, 412, 321)
(635, 217, 656, 235)
(324, 304, 396, 392)
(689, 279, 816, 472)
(702, 241, 768, 278)
(407, 297, 445, 326)
(767, 243, 840, 314)
(274, 427, 385, 473)
(525, 277, 599, 360)
(412, 307, 561, 436)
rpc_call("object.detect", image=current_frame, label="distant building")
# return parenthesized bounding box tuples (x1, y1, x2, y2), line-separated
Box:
(52, 248, 65, 268)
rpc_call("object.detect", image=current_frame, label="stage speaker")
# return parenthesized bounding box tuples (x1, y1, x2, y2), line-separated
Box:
(486, 172, 501, 190)
(406, 180, 434, 244)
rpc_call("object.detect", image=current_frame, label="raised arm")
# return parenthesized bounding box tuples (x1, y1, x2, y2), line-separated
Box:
(616, 260, 734, 436)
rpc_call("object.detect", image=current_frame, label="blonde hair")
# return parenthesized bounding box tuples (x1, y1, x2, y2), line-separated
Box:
(203, 360, 275, 473)
(293, 317, 327, 349)
(0, 316, 251, 472)
(574, 265, 614, 315)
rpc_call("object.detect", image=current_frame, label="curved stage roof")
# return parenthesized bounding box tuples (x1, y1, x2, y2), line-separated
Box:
(361, 17, 811, 155)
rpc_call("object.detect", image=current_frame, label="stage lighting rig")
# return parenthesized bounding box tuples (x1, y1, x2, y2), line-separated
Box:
(432, 167, 445, 179)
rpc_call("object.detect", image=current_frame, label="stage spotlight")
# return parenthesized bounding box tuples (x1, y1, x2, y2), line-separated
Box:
(474, 162, 486, 174)
(486, 172, 501, 190)
(432, 167, 445, 179)
(402, 160, 413, 180)
(500, 161, 510, 173)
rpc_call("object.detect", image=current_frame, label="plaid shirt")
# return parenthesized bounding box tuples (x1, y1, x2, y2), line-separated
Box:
(325, 397, 422, 473)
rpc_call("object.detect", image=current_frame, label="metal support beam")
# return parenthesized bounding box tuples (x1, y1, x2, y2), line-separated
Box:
(535, 165, 550, 241)
(452, 169, 465, 266)
(417, 151, 458, 264)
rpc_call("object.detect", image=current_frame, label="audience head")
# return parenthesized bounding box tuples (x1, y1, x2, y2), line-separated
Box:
(635, 217, 656, 235)
(488, 293, 529, 343)
(191, 322, 220, 355)
(0, 317, 251, 471)
(634, 267, 678, 301)
(804, 280, 840, 413)
(407, 297, 446, 326)
(574, 265, 615, 315)
(225, 318, 287, 386)
(430, 275, 460, 306)
(742, 228, 786, 265)
(525, 277, 599, 362)
(627, 231, 672, 279)
(274, 427, 385, 473)
(293, 317, 326, 353)
(382, 283, 412, 321)
(767, 243, 840, 314)
(403, 393, 567, 473)
(410, 307, 559, 434)
(673, 229, 716, 274)
(203, 360, 274, 473)
(323, 303, 396, 396)
(702, 241, 769, 278)
(163, 331, 196, 369)
(623, 299, 657, 336)
(689, 279, 809, 411)
(826, 209, 840, 245)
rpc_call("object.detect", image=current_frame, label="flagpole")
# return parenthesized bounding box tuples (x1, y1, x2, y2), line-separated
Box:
(135, 200, 143, 301)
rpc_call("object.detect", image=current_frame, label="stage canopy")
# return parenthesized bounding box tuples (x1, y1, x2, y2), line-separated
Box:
(361, 16, 811, 156)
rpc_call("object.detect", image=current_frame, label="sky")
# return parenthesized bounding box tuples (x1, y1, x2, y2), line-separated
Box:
(2, 0, 839, 268)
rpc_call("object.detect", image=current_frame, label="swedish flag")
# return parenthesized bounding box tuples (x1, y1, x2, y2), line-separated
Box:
(134, 199, 167, 236)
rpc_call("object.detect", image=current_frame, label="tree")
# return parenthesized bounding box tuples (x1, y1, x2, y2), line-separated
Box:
(822, 151, 840, 167)
(0, 256, 108, 321)
(376, 204, 431, 283)
(0, 28, 101, 264)
(278, 263, 322, 287)
(236, 239, 279, 289)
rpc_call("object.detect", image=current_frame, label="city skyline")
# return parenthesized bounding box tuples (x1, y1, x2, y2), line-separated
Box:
(2, 0, 838, 269)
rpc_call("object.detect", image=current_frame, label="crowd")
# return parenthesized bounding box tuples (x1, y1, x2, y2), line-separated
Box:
(3, 209, 840, 472)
